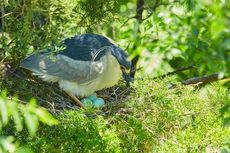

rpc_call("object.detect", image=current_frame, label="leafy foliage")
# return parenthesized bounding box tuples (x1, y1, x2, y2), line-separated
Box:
(0, 90, 58, 152)
(2, 78, 229, 153)
(0, 0, 229, 152)
(107, 0, 230, 78)
(1, 0, 229, 78)
(0, 0, 127, 63)
(220, 96, 230, 127)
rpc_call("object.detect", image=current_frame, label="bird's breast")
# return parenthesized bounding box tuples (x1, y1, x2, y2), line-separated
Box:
(97, 53, 122, 89)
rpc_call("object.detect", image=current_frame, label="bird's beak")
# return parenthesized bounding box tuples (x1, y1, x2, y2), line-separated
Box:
(122, 70, 134, 86)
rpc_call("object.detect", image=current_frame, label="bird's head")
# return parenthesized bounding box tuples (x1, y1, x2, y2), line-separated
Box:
(111, 46, 134, 86)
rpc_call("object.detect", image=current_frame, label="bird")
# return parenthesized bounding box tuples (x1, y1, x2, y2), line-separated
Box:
(20, 33, 132, 108)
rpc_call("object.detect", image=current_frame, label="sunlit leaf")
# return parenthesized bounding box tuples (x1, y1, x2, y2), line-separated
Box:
(211, 21, 225, 38)
(35, 107, 58, 126)
(23, 110, 39, 136)
(0, 97, 9, 126)
(26, 98, 37, 112)
(0, 136, 16, 153)
(15, 147, 34, 153)
(8, 99, 23, 132)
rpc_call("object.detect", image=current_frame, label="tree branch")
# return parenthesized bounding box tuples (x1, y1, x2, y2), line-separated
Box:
(136, 0, 144, 22)
(130, 55, 140, 78)
(128, 0, 145, 80)
(181, 73, 223, 85)
(169, 73, 226, 89)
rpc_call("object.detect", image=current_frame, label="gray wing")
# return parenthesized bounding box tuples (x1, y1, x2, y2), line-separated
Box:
(21, 52, 105, 84)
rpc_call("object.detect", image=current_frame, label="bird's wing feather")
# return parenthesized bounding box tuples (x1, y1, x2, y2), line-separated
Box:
(21, 47, 107, 84)
(55, 54, 105, 84)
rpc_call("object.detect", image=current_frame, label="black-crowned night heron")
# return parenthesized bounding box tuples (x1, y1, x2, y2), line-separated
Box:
(21, 33, 132, 108)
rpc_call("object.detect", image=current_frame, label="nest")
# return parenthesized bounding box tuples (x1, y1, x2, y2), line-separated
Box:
(1, 64, 133, 114)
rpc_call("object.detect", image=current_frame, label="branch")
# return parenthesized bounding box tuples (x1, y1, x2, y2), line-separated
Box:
(153, 65, 196, 79)
(0, 6, 4, 32)
(127, 0, 144, 79)
(136, 0, 145, 22)
(181, 73, 223, 85)
(169, 73, 226, 89)
(128, 0, 180, 79)
(130, 55, 140, 78)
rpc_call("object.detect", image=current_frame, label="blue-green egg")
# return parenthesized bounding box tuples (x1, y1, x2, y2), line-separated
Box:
(87, 93, 97, 101)
(81, 98, 93, 107)
(92, 98, 105, 108)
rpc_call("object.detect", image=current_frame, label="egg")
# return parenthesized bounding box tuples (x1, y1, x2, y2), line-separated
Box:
(92, 98, 105, 108)
(87, 93, 98, 101)
(81, 98, 93, 107)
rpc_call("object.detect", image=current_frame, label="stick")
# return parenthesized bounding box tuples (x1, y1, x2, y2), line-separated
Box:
(153, 65, 196, 79)
(169, 73, 226, 89)
(65, 92, 85, 109)
(182, 73, 222, 85)
(130, 55, 140, 78)
(136, 0, 145, 22)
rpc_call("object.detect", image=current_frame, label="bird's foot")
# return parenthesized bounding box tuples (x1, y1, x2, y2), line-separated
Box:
(81, 93, 105, 108)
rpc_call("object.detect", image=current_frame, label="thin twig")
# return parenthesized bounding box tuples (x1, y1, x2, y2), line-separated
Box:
(153, 65, 196, 79)
(117, 87, 131, 97)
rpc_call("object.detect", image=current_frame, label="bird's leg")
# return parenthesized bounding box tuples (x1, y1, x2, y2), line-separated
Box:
(65, 92, 85, 108)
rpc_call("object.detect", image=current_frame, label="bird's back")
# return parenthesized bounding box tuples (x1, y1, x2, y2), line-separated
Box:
(60, 33, 114, 61)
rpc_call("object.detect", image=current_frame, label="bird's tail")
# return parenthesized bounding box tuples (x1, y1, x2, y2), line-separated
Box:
(20, 51, 50, 75)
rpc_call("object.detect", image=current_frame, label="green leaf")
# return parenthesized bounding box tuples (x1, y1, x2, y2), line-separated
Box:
(211, 20, 225, 38)
(16, 147, 34, 153)
(185, 0, 196, 11)
(0, 97, 9, 126)
(26, 98, 37, 112)
(35, 107, 58, 126)
(23, 110, 39, 136)
(9, 99, 23, 132)
(223, 117, 230, 127)
(0, 136, 16, 153)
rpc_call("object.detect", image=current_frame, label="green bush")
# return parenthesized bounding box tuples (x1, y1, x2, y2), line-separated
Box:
(0, 1, 229, 152)
(1, 0, 229, 77)
(3, 78, 229, 153)
(0, 0, 125, 63)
